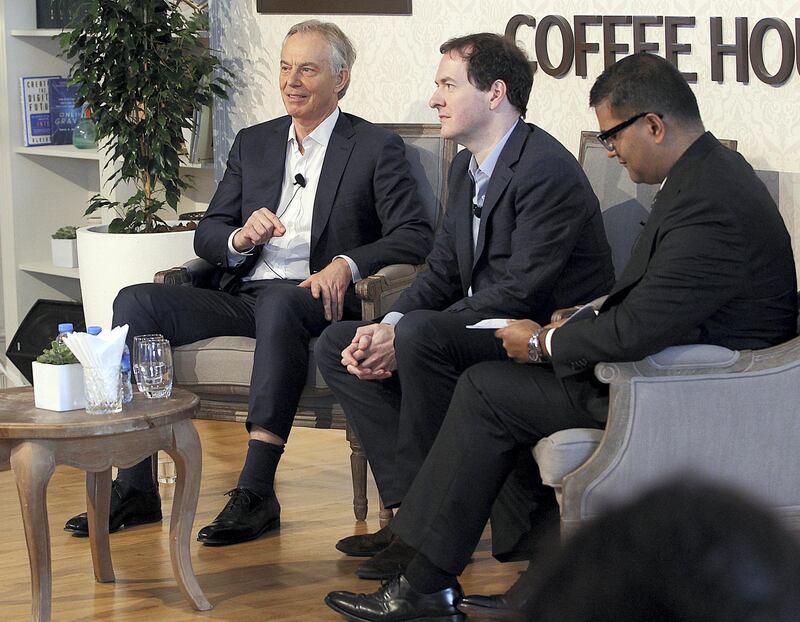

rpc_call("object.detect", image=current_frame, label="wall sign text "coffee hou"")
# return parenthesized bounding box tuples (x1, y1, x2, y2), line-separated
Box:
(506, 15, 800, 85)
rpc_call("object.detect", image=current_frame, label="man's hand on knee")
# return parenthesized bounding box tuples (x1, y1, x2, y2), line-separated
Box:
(341, 324, 396, 380)
(298, 258, 352, 322)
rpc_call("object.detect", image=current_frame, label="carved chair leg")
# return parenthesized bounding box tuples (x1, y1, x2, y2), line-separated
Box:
(345, 419, 368, 521)
(378, 496, 393, 528)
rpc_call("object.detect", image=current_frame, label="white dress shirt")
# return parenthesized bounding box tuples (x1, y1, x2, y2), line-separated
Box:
(226, 107, 360, 282)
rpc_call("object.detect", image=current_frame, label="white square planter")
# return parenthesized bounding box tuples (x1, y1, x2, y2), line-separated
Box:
(32, 361, 86, 411)
(51, 238, 79, 268)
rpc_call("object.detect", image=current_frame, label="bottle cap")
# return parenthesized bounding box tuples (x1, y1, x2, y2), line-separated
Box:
(87, 326, 102, 335)
(58, 323, 74, 333)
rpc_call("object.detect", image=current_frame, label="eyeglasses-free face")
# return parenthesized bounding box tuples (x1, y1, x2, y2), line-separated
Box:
(597, 112, 663, 151)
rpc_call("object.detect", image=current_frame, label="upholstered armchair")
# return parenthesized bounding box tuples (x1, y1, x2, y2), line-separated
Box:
(157, 124, 456, 522)
(534, 336, 800, 538)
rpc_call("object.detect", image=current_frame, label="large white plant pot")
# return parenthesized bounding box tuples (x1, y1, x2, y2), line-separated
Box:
(77, 224, 198, 329)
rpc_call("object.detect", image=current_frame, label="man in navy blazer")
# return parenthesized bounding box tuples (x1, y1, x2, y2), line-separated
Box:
(316, 33, 614, 580)
(63, 20, 432, 545)
(324, 53, 797, 622)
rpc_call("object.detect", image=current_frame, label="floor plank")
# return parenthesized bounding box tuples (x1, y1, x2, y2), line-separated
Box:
(0, 419, 523, 620)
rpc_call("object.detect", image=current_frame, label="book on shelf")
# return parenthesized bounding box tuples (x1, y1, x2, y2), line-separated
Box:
(20, 75, 60, 147)
(183, 104, 213, 164)
(47, 78, 82, 145)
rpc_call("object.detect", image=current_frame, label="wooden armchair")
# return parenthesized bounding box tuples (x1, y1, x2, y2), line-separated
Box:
(157, 124, 456, 521)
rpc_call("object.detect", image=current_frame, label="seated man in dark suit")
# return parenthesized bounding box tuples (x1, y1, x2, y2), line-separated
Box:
(324, 52, 797, 622)
(63, 19, 433, 545)
(315, 33, 614, 580)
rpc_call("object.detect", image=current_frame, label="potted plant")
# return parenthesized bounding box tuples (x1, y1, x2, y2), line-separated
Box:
(59, 0, 231, 326)
(51, 225, 79, 268)
(32, 340, 86, 411)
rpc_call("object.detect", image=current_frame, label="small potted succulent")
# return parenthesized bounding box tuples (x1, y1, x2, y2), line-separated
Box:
(51, 225, 79, 268)
(32, 340, 86, 411)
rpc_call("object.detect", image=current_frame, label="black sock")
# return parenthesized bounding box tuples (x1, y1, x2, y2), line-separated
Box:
(405, 549, 458, 594)
(116, 457, 157, 493)
(236, 439, 284, 497)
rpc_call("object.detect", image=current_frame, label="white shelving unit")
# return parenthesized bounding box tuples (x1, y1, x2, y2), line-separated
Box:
(0, 1, 214, 384)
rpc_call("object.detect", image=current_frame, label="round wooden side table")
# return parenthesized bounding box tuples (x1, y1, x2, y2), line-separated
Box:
(0, 386, 210, 621)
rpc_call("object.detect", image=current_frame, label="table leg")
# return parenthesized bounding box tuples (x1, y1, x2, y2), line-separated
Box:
(10, 441, 56, 622)
(165, 420, 212, 611)
(86, 469, 115, 582)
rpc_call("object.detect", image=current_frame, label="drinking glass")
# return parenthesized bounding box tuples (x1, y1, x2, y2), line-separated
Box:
(134, 337, 173, 399)
(132, 334, 165, 392)
(84, 365, 123, 414)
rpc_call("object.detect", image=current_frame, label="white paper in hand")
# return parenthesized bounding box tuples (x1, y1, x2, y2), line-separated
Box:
(466, 318, 512, 329)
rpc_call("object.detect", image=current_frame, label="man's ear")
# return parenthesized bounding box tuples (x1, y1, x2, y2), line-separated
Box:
(647, 112, 666, 144)
(487, 79, 508, 110)
(334, 68, 350, 95)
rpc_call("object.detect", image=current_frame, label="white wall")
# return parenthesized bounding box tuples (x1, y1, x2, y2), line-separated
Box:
(211, 0, 800, 272)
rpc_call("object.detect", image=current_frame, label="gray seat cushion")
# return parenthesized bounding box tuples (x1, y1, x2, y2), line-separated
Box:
(533, 428, 604, 487)
(172, 336, 327, 392)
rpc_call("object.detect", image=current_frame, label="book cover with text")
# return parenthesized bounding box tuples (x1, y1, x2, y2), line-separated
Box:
(20, 75, 60, 146)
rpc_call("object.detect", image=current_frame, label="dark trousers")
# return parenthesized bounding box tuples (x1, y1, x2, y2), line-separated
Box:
(389, 360, 606, 575)
(315, 309, 508, 507)
(114, 278, 358, 440)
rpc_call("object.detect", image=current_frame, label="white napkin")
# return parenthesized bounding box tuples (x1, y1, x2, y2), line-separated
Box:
(63, 324, 129, 369)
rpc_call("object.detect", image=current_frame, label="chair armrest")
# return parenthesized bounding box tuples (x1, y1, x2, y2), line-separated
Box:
(154, 257, 217, 288)
(356, 264, 425, 321)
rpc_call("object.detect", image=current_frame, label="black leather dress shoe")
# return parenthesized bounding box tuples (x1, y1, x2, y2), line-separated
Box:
(336, 524, 394, 557)
(457, 595, 525, 622)
(356, 538, 416, 580)
(63, 480, 162, 537)
(196, 487, 280, 546)
(325, 574, 464, 621)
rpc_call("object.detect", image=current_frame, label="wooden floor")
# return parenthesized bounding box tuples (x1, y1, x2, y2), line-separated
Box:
(0, 419, 524, 621)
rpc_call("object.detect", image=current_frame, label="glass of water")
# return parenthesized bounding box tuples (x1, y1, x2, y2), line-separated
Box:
(132, 334, 165, 392)
(134, 337, 173, 399)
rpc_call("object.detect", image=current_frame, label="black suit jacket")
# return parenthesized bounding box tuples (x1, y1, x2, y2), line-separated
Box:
(391, 120, 615, 324)
(195, 112, 434, 293)
(553, 132, 797, 378)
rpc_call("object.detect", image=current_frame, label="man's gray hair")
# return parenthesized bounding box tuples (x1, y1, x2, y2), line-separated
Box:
(284, 20, 357, 99)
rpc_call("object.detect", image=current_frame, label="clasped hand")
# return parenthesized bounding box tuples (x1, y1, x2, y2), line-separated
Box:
(340, 323, 396, 380)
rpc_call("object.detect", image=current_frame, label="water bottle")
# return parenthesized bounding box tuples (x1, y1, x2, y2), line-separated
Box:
(56, 323, 74, 344)
(120, 344, 133, 403)
(87, 325, 102, 336)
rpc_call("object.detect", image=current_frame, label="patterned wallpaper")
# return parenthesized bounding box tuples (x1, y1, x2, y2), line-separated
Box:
(210, 0, 800, 273)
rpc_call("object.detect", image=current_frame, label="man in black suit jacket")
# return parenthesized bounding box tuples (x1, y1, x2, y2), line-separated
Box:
(325, 53, 797, 622)
(316, 33, 614, 580)
(63, 20, 432, 545)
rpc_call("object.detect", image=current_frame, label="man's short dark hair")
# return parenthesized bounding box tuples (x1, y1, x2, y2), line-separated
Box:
(589, 52, 702, 125)
(440, 33, 533, 117)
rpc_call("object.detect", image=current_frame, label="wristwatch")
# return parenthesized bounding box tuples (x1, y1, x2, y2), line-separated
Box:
(527, 328, 547, 363)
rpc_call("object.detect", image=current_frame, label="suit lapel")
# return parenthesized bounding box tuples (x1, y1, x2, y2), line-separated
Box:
(472, 120, 528, 269)
(311, 113, 356, 248)
(260, 119, 291, 216)
(451, 173, 474, 294)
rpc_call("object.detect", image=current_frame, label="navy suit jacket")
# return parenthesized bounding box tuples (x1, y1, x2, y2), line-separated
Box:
(553, 133, 798, 379)
(195, 112, 434, 293)
(391, 119, 615, 324)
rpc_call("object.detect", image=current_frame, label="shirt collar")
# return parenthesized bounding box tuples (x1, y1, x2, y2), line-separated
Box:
(288, 107, 340, 149)
(469, 118, 520, 181)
